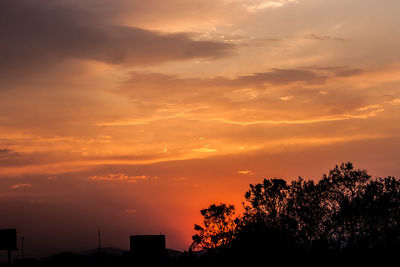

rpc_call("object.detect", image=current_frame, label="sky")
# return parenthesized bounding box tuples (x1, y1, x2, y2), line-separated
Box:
(1, 0, 400, 258)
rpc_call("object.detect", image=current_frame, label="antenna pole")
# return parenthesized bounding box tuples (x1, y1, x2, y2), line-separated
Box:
(98, 228, 101, 251)
(21, 236, 24, 258)
(7, 250, 11, 265)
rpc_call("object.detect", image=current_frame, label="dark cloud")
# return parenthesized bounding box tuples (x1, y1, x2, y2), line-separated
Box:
(334, 68, 363, 77)
(0, 0, 233, 86)
(236, 69, 327, 86)
(0, 148, 20, 161)
(115, 68, 330, 100)
(304, 34, 347, 42)
(0, 148, 19, 156)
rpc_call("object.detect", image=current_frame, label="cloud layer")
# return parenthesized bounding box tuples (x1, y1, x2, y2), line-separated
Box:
(0, 0, 233, 86)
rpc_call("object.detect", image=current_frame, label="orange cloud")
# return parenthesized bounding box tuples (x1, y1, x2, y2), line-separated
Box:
(125, 209, 137, 213)
(11, 183, 32, 190)
(89, 173, 147, 182)
(238, 170, 254, 175)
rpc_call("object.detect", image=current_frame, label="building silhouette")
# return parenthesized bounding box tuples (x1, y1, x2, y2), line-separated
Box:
(129, 235, 167, 264)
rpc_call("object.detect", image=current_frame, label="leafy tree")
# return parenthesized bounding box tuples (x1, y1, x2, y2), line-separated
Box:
(318, 162, 371, 249)
(286, 178, 327, 249)
(243, 179, 289, 224)
(349, 176, 400, 249)
(234, 179, 297, 252)
(192, 162, 400, 258)
(191, 203, 237, 250)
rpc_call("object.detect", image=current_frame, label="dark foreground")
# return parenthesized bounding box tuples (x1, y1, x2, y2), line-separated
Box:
(2, 247, 399, 267)
(3, 162, 400, 266)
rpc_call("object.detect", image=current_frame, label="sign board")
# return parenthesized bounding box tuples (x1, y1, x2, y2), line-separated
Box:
(0, 229, 17, 250)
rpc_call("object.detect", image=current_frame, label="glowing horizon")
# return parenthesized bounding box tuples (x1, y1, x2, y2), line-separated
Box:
(1, 0, 400, 257)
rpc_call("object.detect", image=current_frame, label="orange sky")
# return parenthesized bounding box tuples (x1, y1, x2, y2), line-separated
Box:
(1, 0, 400, 257)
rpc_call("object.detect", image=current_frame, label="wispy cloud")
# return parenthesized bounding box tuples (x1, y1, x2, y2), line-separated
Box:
(238, 170, 254, 175)
(192, 147, 218, 153)
(125, 209, 137, 213)
(209, 108, 385, 126)
(95, 104, 384, 127)
(304, 34, 347, 42)
(243, 0, 298, 12)
(280, 96, 294, 101)
(11, 183, 32, 190)
(89, 173, 147, 182)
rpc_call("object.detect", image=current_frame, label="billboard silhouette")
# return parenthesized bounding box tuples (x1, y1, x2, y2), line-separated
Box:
(0, 229, 17, 250)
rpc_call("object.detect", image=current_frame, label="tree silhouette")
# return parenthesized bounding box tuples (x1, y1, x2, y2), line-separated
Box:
(191, 203, 237, 250)
(192, 162, 400, 260)
(318, 162, 372, 249)
(243, 178, 289, 224)
(286, 177, 327, 249)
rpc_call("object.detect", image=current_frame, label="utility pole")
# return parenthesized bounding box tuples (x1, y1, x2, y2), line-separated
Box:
(21, 236, 24, 258)
(7, 249, 11, 265)
(98, 229, 101, 251)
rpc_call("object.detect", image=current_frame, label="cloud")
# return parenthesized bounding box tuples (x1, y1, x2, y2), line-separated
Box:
(0, 0, 233, 86)
(304, 34, 347, 42)
(207, 110, 385, 126)
(125, 209, 137, 213)
(106, 66, 375, 127)
(387, 98, 400, 105)
(11, 183, 32, 190)
(0, 148, 20, 160)
(280, 96, 294, 101)
(114, 68, 329, 101)
(238, 170, 254, 175)
(89, 173, 147, 182)
(236, 68, 328, 86)
(0, 148, 13, 156)
(192, 148, 218, 153)
(242, 0, 298, 12)
(174, 177, 188, 181)
(29, 200, 57, 204)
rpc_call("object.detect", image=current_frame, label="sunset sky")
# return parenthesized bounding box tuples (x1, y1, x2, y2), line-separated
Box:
(1, 0, 400, 257)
